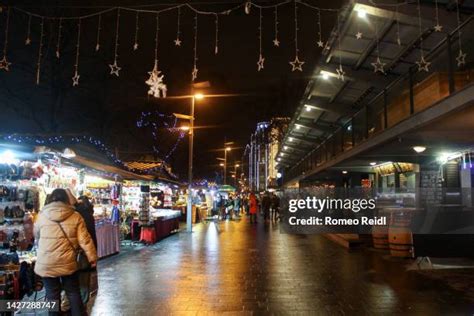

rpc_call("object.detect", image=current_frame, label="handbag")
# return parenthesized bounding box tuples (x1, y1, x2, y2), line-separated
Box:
(56, 222, 90, 271)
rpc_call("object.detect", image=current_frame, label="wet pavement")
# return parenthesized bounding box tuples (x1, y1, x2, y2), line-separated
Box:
(91, 217, 474, 315)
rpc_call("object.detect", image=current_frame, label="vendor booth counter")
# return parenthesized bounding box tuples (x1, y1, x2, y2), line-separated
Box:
(95, 220, 120, 258)
(133, 209, 181, 244)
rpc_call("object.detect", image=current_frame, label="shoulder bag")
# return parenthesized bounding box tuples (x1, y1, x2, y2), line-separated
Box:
(56, 222, 90, 271)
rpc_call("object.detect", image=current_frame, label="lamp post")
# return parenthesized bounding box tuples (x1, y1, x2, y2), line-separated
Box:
(223, 142, 233, 185)
(174, 92, 204, 233)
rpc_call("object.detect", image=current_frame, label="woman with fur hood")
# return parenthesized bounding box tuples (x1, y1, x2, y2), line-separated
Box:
(35, 189, 97, 316)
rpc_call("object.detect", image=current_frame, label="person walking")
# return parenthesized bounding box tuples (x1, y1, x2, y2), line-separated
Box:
(261, 191, 271, 223)
(35, 189, 97, 316)
(271, 192, 281, 221)
(249, 192, 258, 224)
(233, 195, 241, 218)
(75, 195, 98, 305)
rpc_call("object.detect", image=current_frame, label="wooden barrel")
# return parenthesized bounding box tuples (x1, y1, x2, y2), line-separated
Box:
(388, 226, 414, 258)
(372, 225, 389, 249)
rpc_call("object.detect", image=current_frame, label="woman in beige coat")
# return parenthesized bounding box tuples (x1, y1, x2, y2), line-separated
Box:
(35, 189, 97, 316)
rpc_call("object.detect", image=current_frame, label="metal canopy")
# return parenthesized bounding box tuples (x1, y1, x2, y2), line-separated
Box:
(276, 0, 469, 172)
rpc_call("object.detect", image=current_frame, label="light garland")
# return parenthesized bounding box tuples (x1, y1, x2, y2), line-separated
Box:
(0, 7, 11, 71)
(72, 19, 81, 86)
(35, 17, 44, 85)
(109, 8, 122, 77)
(289, 0, 305, 72)
(56, 18, 62, 58)
(257, 8, 265, 71)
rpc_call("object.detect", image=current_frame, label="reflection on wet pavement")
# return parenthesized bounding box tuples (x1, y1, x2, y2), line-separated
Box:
(91, 218, 473, 315)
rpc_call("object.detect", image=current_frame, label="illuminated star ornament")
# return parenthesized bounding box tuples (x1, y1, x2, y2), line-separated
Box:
(317, 40, 324, 48)
(289, 56, 305, 72)
(192, 67, 198, 81)
(146, 65, 167, 98)
(434, 24, 443, 32)
(336, 65, 345, 81)
(174, 38, 182, 46)
(416, 56, 431, 72)
(133, 42, 139, 51)
(109, 61, 121, 76)
(371, 57, 386, 74)
(257, 54, 265, 71)
(456, 50, 466, 67)
(0, 57, 11, 71)
(356, 32, 363, 39)
(273, 38, 280, 47)
(72, 71, 80, 86)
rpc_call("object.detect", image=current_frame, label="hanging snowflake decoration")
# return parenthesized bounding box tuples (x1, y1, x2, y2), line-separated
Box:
(146, 65, 167, 98)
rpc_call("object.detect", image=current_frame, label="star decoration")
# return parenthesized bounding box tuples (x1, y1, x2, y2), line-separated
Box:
(257, 55, 265, 71)
(456, 49, 466, 67)
(192, 67, 198, 81)
(72, 72, 80, 86)
(317, 40, 324, 48)
(273, 38, 280, 47)
(25, 38, 31, 45)
(336, 65, 345, 81)
(416, 56, 431, 72)
(146, 66, 167, 98)
(434, 24, 443, 32)
(174, 38, 182, 46)
(133, 43, 139, 51)
(289, 55, 305, 72)
(371, 57, 386, 74)
(356, 32, 363, 40)
(56, 50, 60, 59)
(109, 61, 121, 76)
(95, 44, 100, 51)
(396, 36, 401, 46)
(0, 57, 11, 71)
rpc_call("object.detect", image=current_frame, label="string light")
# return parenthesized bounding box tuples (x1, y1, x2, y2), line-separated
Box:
(273, 6, 280, 47)
(317, 9, 325, 46)
(289, 0, 304, 72)
(395, 5, 401, 46)
(35, 17, 44, 85)
(415, 0, 430, 72)
(174, 6, 182, 46)
(72, 19, 81, 87)
(257, 7, 264, 71)
(56, 18, 62, 58)
(433, 0, 442, 32)
(214, 14, 219, 55)
(133, 11, 140, 50)
(455, 0, 466, 67)
(109, 8, 121, 76)
(146, 13, 167, 98)
(0, 7, 11, 71)
(335, 11, 345, 81)
(95, 14, 102, 51)
(192, 12, 198, 81)
(371, 15, 386, 74)
(25, 14, 32, 45)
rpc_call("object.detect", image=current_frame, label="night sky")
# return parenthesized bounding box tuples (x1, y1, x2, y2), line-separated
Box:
(0, 0, 342, 179)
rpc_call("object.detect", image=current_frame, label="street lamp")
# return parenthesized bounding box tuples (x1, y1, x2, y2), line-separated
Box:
(224, 145, 232, 185)
(173, 91, 206, 233)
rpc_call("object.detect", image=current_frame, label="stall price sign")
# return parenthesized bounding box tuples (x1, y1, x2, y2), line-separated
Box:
(0, 300, 59, 312)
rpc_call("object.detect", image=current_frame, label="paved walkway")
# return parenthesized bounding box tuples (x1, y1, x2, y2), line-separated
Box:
(91, 217, 473, 315)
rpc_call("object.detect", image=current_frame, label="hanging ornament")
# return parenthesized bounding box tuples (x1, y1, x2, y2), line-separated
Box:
(109, 9, 121, 77)
(433, 0, 443, 32)
(257, 8, 265, 71)
(0, 7, 11, 71)
(174, 6, 182, 46)
(245, 1, 252, 15)
(214, 14, 219, 55)
(56, 18, 62, 58)
(395, 5, 402, 46)
(455, 0, 467, 67)
(273, 6, 280, 47)
(371, 18, 386, 74)
(415, 0, 431, 72)
(289, 1, 304, 72)
(95, 14, 102, 51)
(355, 9, 362, 40)
(317, 9, 325, 47)
(72, 19, 81, 87)
(25, 14, 32, 45)
(192, 13, 199, 81)
(133, 11, 140, 50)
(335, 11, 345, 81)
(35, 17, 44, 84)
(146, 13, 167, 98)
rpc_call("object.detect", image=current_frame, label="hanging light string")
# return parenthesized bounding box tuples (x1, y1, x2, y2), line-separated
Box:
(95, 14, 102, 51)
(56, 18, 62, 58)
(0, 7, 11, 71)
(273, 6, 280, 47)
(109, 8, 122, 76)
(294, 1, 299, 57)
(317, 8, 324, 47)
(35, 17, 44, 85)
(154, 13, 160, 69)
(415, 0, 430, 71)
(434, 0, 441, 30)
(72, 18, 81, 86)
(192, 12, 198, 81)
(455, 0, 466, 67)
(133, 11, 140, 50)
(371, 15, 386, 74)
(395, 4, 401, 45)
(214, 14, 219, 55)
(25, 14, 32, 45)
(174, 6, 182, 46)
(335, 11, 345, 81)
(257, 7, 264, 71)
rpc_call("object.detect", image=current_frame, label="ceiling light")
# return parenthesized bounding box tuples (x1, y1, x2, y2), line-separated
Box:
(289, 137, 293, 142)
(413, 146, 426, 153)
(277, 172, 282, 179)
(342, 170, 348, 174)
(370, 162, 377, 166)
(284, 146, 288, 150)
(305, 106, 311, 112)
(357, 9, 367, 18)
(322, 72, 329, 80)
(295, 125, 301, 130)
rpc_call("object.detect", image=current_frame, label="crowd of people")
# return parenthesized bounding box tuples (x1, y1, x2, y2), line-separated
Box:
(35, 188, 98, 316)
(214, 191, 281, 224)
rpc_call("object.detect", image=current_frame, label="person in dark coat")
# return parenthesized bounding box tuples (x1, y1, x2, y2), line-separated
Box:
(75, 196, 97, 249)
(261, 191, 271, 222)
